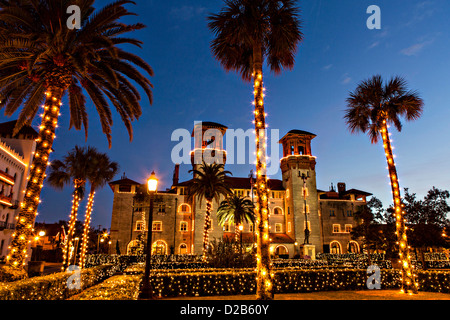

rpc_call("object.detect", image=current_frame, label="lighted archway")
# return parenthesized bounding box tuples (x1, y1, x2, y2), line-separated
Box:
(330, 241, 342, 254)
(179, 243, 188, 254)
(274, 245, 289, 256)
(152, 240, 168, 255)
(348, 241, 360, 253)
(126, 240, 142, 255)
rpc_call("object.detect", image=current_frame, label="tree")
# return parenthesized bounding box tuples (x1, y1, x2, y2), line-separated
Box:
(402, 187, 450, 268)
(47, 146, 91, 270)
(1, 0, 153, 269)
(188, 161, 233, 261)
(78, 150, 119, 269)
(217, 194, 255, 244)
(345, 75, 424, 293)
(208, 0, 303, 300)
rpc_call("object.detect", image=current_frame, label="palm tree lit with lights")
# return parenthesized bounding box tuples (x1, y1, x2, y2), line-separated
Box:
(79, 150, 119, 269)
(47, 146, 91, 270)
(208, 0, 303, 299)
(344, 75, 424, 294)
(188, 162, 233, 262)
(217, 195, 255, 244)
(0, 0, 153, 269)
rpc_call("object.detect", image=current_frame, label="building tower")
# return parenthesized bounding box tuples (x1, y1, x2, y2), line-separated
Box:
(190, 121, 228, 175)
(190, 121, 228, 255)
(279, 130, 321, 257)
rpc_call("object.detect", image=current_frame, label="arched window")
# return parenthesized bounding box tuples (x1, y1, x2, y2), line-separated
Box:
(348, 241, 360, 253)
(273, 207, 283, 215)
(178, 203, 191, 213)
(330, 241, 342, 254)
(179, 243, 188, 254)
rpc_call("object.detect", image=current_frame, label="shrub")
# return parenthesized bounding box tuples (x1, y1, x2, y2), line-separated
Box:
(0, 265, 28, 283)
(0, 264, 119, 300)
(68, 275, 142, 300)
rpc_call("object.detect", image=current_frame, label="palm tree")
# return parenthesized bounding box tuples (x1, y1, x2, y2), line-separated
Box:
(344, 75, 424, 294)
(188, 161, 233, 261)
(207, 0, 303, 299)
(47, 146, 91, 270)
(217, 194, 255, 246)
(79, 150, 118, 269)
(1, 0, 153, 269)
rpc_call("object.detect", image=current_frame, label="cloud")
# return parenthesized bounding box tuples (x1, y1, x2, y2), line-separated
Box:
(400, 38, 434, 56)
(322, 64, 333, 71)
(368, 41, 380, 49)
(340, 73, 352, 85)
(170, 5, 207, 21)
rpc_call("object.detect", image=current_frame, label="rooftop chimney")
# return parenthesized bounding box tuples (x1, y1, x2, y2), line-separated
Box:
(172, 164, 180, 186)
(337, 182, 346, 193)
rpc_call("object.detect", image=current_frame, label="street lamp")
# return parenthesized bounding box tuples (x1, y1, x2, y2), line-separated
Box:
(238, 224, 244, 254)
(139, 171, 158, 300)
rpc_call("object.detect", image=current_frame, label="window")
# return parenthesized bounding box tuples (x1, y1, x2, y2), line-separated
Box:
(287, 222, 291, 233)
(305, 205, 310, 214)
(347, 210, 353, 217)
(330, 241, 341, 254)
(273, 207, 283, 215)
(152, 221, 162, 231)
(333, 224, 340, 233)
(118, 185, 132, 193)
(157, 204, 166, 213)
(275, 223, 282, 233)
(345, 224, 352, 233)
(135, 221, 145, 231)
(330, 210, 335, 216)
(223, 222, 230, 232)
(249, 224, 254, 232)
(180, 221, 188, 232)
(287, 207, 290, 215)
(286, 189, 290, 198)
(179, 204, 191, 213)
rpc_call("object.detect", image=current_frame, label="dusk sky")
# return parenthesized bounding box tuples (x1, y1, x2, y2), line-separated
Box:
(1, 0, 449, 230)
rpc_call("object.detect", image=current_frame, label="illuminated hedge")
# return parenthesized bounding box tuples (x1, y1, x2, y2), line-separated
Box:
(68, 275, 142, 300)
(0, 264, 119, 300)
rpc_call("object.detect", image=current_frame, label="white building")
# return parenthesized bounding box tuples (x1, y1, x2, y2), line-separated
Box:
(0, 121, 37, 260)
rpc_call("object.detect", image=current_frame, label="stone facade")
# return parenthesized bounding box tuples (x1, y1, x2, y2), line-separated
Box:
(109, 123, 371, 258)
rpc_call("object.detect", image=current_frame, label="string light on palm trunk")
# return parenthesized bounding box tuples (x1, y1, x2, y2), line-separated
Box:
(252, 70, 273, 299)
(79, 191, 96, 269)
(381, 120, 418, 294)
(7, 89, 62, 268)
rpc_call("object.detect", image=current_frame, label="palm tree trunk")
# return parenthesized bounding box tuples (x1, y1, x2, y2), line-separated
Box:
(79, 189, 96, 269)
(202, 199, 213, 261)
(381, 120, 417, 294)
(61, 182, 84, 271)
(252, 44, 273, 300)
(7, 87, 63, 269)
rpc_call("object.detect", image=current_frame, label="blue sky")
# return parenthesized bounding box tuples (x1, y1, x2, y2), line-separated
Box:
(2, 0, 449, 229)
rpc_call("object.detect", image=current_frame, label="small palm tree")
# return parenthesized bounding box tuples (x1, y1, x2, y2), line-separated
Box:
(344, 74, 424, 294)
(208, 0, 303, 300)
(47, 145, 91, 270)
(217, 195, 255, 243)
(188, 161, 233, 261)
(1, 0, 153, 269)
(78, 150, 118, 269)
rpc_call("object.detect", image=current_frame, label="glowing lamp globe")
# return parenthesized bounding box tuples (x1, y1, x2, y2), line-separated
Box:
(147, 171, 158, 193)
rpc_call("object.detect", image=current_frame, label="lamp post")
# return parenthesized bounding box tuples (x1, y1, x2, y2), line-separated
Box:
(139, 171, 158, 300)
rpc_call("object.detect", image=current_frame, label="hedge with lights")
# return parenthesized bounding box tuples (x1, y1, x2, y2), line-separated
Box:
(68, 275, 142, 300)
(0, 264, 119, 300)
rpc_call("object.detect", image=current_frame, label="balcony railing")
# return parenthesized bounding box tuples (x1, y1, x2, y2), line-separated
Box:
(0, 221, 15, 231)
(0, 169, 15, 186)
